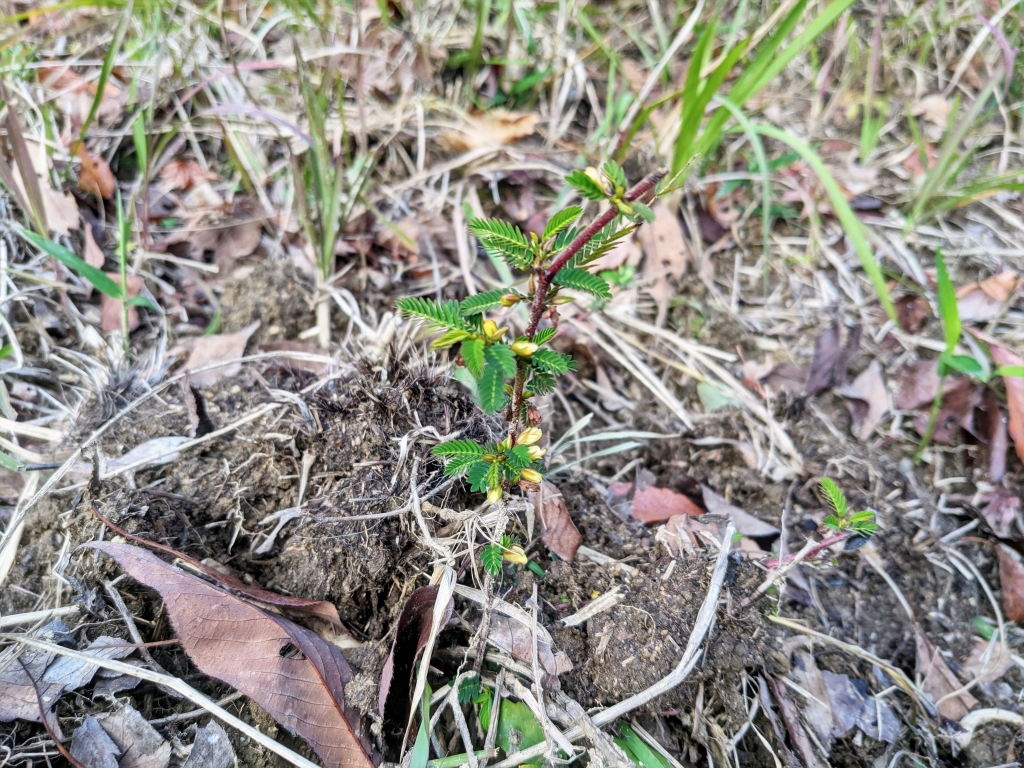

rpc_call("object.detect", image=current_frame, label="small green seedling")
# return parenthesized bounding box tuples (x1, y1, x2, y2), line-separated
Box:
(819, 477, 878, 537)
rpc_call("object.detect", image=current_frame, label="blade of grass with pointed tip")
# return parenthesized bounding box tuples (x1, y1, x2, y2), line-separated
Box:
(77, 0, 134, 144)
(17, 226, 123, 298)
(934, 249, 960, 352)
(753, 125, 895, 321)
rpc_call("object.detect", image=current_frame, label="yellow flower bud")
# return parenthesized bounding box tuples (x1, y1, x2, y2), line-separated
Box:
(511, 340, 539, 357)
(482, 319, 498, 338)
(500, 293, 521, 307)
(516, 427, 543, 446)
(527, 446, 546, 461)
(584, 166, 605, 189)
(487, 486, 503, 505)
(520, 468, 543, 484)
(502, 545, 528, 565)
(551, 295, 575, 305)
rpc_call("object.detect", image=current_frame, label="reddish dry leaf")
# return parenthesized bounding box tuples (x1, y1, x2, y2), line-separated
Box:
(916, 635, 977, 721)
(980, 488, 1021, 539)
(529, 481, 582, 561)
(84, 224, 105, 268)
(838, 361, 888, 441)
(989, 343, 1024, 463)
(638, 203, 689, 327)
(806, 320, 861, 395)
(160, 158, 218, 191)
(956, 271, 1019, 322)
(901, 144, 937, 179)
(182, 321, 259, 386)
(999, 544, 1024, 622)
(100, 273, 143, 332)
(628, 485, 704, 523)
(439, 110, 538, 151)
(76, 143, 115, 199)
(895, 294, 929, 333)
(84, 541, 375, 768)
(894, 360, 942, 410)
(378, 586, 452, 734)
(213, 220, 262, 273)
(981, 389, 1009, 482)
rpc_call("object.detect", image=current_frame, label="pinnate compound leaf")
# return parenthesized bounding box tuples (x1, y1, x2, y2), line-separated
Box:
(528, 368, 557, 394)
(819, 478, 848, 518)
(396, 297, 471, 333)
(506, 444, 533, 471)
(553, 267, 612, 298)
(481, 544, 503, 576)
(467, 461, 491, 493)
(566, 170, 606, 201)
(83, 541, 375, 768)
(542, 207, 583, 242)
(432, 440, 484, 458)
(460, 289, 506, 316)
(431, 329, 472, 349)
(486, 344, 517, 377)
(602, 160, 626, 190)
(532, 328, 556, 345)
(530, 348, 575, 375)
(572, 223, 635, 267)
(468, 218, 533, 267)
(461, 338, 485, 379)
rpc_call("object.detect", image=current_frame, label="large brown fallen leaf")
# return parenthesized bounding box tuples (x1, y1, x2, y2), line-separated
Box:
(638, 203, 689, 327)
(989, 342, 1024, 463)
(84, 541, 375, 768)
(378, 586, 452, 735)
(439, 110, 538, 151)
(997, 544, 1024, 621)
(529, 481, 582, 561)
(838, 361, 888, 440)
(182, 321, 259, 386)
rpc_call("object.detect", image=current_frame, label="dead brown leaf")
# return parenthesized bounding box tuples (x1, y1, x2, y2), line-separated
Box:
(76, 143, 115, 199)
(628, 485, 704, 523)
(439, 110, 538, 151)
(895, 294, 929, 333)
(39, 64, 123, 126)
(84, 224, 105, 268)
(701, 485, 781, 538)
(789, 650, 833, 747)
(917, 635, 977, 721)
(998, 544, 1024, 621)
(913, 94, 952, 126)
(213, 220, 262, 273)
(95, 704, 171, 768)
(378, 586, 452, 735)
(902, 143, 937, 179)
(838, 361, 888, 441)
(487, 614, 572, 678)
(806, 320, 861, 395)
(182, 321, 259, 386)
(100, 273, 143, 332)
(160, 158, 218, 192)
(989, 343, 1024, 463)
(84, 541, 375, 768)
(956, 271, 1019, 322)
(661, 514, 731, 555)
(961, 638, 1012, 685)
(529, 481, 582, 561)
(975, 487, 1020, 539)
(638, 203, 689, 327)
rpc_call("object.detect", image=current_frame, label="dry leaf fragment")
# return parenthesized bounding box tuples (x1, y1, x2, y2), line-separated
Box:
(160, 158, 218, 191)
(660, 514, 730, 555)
(701, 485, 781, 539)
(806, 320, 861, 395)
(820, 670, 900, 742)
(76, 143, 116, 199)
(439, 110, 538, 151)
(529, 481, 582, 561)
(913, 94, 952, 126)
(956, 271, 1019, 322)
(71, 716, 121, 768)
(989, 343, 1024, 463)
(97, 704, 171, 768)
(961, 638, 1012, 685)
(895, 294, 929, 333)
(638, 203, 689, 327)
(85, 541, 375, 768)
(917, 635, 977, 721)
(182, 321, 260, 386)
(213, 220, 263, 273)
(998, 544, 1024, 621)
(487, 614, 572, 678)
(627, 485, 704, 523)
(788, 650, 833, 748)
(182, 719, 236, 768)
(100, 273, 144, 332)
(838, 361, 888, 440)
(378, 586, 453, 734)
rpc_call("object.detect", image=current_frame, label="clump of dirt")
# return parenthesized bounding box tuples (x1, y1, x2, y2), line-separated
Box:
(219, 258, 315, 342)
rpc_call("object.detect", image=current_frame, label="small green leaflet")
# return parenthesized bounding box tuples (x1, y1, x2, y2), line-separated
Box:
(565, 169, 606, 201)
(481, 544, 503, 576)
(18, 226, 123, 299)
(461, 338, 485, 379)
(822, 514, 841, 532)
(532, 327, 556, 345)
(935, 249, 961, 353)
(506, 444, 533, 471)
(432, 439, 484, 458)
(542, 206, 583, 242)
(553, 267, 612, 299)
(468, 218, 534, 268)
(486, 461, 500, 491)
(486, 344, 517, 377)
(467, 461, 491, 492)
(997, 365, 1024, 378)
(396, 297, 472, 332)
(528, 368, 557, 394)
(457, 676, 481, 704)
(631, 201, 656, 222)
(553, 226, 578, 250)
(479, 344, 515, 412)
(572, 223, 634, 267)
(0, 450, 19, 472)
(530, 348, 574, 375)
(819, 477, 848, 518)
(602, 160, 626, 191)
(938, 351, 983, 377)
(460, 289, 506, 316)
(432, 329, 472, 349)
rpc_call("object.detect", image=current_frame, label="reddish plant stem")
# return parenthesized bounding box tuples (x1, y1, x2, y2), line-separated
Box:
(508, 169, 665, 444)
(763, 531, 850, 569)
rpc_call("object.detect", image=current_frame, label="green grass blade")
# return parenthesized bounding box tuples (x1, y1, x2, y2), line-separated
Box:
(754, 125, 895, 321)
(934, 249, 960, 352)
(17, 226, 123, 298)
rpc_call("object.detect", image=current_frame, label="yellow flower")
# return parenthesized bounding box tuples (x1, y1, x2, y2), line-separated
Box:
(520, 468, 542, 483)
(487, 486, 503, 505)
(500, 293, 521, 307)
(502, 545, 528, 565)
(527, 446, 546, 461)
(511, 340, 539, 357)
(516, 427, 543, 446)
